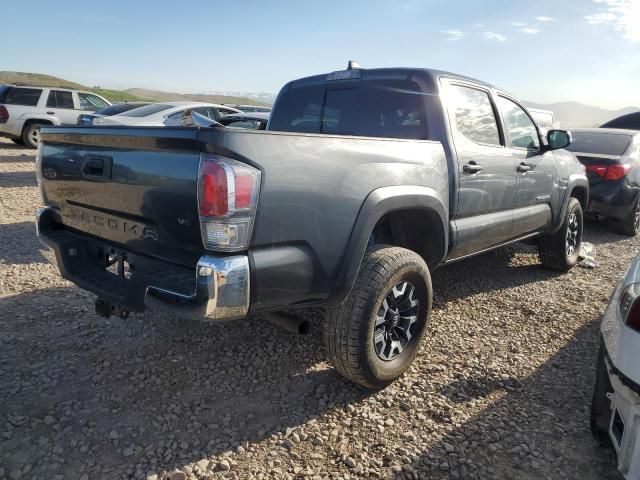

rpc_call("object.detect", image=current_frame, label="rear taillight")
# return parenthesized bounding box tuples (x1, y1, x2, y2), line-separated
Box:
(619, 283, 640, 332)
(0, 106, 9, 124)
(197, 153, 261, 251)
(585, 163, 631, 180)
(605, 164, 632, 181)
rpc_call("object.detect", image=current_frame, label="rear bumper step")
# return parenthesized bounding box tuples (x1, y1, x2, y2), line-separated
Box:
(36, 207, 250, 322)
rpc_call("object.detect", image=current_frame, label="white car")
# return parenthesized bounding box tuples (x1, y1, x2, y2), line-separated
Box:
(0, 84, 111, 148)
(591, 256, 640, 479)
(92, 102, 241, 127)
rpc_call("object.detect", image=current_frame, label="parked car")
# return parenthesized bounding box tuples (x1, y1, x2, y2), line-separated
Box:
(219, 111, 269, 130)
(0, 84, 111, 148)
(565, 129, 640, 235)
(77, 102, 151, 126)
(232, 104, 272, 113)
(602, 111, 640, 130)
(92, 102, 241, 127)
(591, 255, 640, 479)
(35, 64, 586, 389)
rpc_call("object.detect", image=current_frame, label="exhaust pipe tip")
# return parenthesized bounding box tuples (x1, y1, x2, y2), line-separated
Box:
(267, 312, 311, 335)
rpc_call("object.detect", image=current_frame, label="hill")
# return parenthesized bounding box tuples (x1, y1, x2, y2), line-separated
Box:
(0, 71, 270, 106)
(0, 71, 147, 102)
(124, 88, 271, 107)
(524, 100, 640, 128)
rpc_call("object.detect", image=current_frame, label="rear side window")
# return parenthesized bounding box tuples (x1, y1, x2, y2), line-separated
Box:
(47, 90, 74, 109)
(449, 85, 501, 146)
(567, 133, 633, 156)
(0, 87, 42, 106)
(269, 79, 428, 140)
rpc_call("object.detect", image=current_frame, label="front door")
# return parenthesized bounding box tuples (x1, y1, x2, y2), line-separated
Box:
(496, 95, 556, 237)
(444, 82, 517, 259)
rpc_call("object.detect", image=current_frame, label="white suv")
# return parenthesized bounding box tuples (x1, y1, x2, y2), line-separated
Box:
(0, 85, 111, 148)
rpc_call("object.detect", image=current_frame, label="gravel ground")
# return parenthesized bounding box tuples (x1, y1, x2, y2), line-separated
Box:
(0, 136, 635, 479)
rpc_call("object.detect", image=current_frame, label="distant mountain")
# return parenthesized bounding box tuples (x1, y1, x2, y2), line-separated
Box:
(524, 101, 640, 128)
(200, 90, 275, 105)
(125, 88, 271, 107)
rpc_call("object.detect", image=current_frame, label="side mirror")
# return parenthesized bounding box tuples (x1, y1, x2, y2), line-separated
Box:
(547, 129, 571, 150)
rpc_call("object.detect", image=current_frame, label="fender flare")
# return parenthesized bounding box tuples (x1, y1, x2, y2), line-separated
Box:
(327, 185, 448, 306)
(551, 174, 589, 233)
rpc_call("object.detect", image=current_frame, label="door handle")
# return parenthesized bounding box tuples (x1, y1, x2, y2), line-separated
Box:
(46, 111, 55, 115)
(517, 163, 531, 173)
(463, 162, 482, 174)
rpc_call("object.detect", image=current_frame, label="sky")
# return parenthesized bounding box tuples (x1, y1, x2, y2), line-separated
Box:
(2, 0, 639, 109)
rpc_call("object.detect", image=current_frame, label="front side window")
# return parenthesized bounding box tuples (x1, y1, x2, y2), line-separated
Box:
(46, 90, 74, 109)
(449, 85, 501, 146)
(498, 97, 540, 150)
(78, 93, 109, 111)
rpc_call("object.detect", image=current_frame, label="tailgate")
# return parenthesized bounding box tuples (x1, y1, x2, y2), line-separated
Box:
(38, 126, 204, 266)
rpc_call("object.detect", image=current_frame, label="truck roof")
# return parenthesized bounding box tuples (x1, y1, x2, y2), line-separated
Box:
(284, 67, 501, 95)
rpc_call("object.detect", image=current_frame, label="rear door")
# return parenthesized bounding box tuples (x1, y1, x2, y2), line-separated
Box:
(497, 95, 555, 237)
(46, 90, 78, 125)
(443, 81, 517, 258)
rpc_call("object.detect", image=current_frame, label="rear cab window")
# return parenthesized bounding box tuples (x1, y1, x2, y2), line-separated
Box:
(0, 86, 43, 106)
(269, 78, 428, 140)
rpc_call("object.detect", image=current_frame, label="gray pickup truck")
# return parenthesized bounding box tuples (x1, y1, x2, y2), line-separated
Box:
(35, 64, 588, 388)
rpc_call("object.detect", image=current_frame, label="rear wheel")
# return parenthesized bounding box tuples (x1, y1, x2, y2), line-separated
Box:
(618, 196, 640, 237)
(539, 197, 583, 271)
(324, 246, 432, 389)
(590, 339, 613, 444)
(22, 123, 45, 149)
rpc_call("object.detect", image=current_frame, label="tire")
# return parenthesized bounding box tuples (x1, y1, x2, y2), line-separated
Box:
(590, 339, 613, 444)
(324, 246, 432, 389)
(618, 196, 640, 237)
(22, 123, 44, 149)
(539, 197, 583, 271)
(10, 138, 25, 145)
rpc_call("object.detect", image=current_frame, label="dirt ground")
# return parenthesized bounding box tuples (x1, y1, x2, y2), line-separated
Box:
(0, 137, 633, 479)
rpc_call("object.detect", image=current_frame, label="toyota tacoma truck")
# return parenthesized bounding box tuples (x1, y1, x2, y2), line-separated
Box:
(35, 64, 588, 389)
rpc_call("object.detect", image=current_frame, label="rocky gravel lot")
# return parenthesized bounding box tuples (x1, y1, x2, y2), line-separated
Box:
(0, 136, 634, 479)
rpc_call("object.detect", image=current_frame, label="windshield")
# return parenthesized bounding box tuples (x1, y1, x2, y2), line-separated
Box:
(269, 79, 428, 140)
(567, 132, 632, 156)
(118, 103, 173, 117)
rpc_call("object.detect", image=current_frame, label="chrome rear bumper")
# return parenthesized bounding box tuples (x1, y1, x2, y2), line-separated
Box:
(36, 207, 250, 322)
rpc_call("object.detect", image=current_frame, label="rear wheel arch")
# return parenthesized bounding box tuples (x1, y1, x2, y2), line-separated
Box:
(328, 186, 448, 306)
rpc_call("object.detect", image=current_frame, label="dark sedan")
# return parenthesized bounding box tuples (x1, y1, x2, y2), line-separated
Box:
(218, 111, 269, 130)
(566, 129, 640, 235)
(77, 102, 151, 126)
